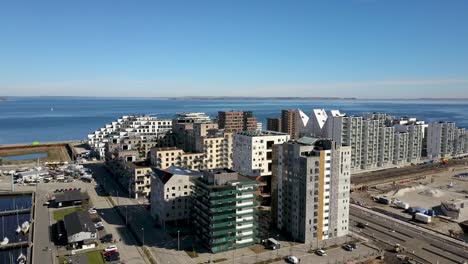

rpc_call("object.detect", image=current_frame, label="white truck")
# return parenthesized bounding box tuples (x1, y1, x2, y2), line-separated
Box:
(414, 212, 432, 223)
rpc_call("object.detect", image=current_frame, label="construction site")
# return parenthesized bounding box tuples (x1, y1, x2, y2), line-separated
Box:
(351, 156, 468, 242)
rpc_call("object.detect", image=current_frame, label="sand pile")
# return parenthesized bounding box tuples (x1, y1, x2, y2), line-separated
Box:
(419, 189, 444, 198)
(391, 185, 425, 197)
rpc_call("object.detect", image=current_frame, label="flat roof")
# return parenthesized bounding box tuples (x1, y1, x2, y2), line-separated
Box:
(236, 130, 289, 137)
(55, 190, 86, 203)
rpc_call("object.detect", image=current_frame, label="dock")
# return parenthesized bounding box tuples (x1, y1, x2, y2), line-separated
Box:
(0, 208, 30, 217)
(0, 240, 28, 250)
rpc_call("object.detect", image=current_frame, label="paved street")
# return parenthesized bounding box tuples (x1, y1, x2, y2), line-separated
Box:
(32, 184, 55, 264)
(350, 205, 468, 264)
(86, 163, 195, 264)
(1, 167, 150, 264)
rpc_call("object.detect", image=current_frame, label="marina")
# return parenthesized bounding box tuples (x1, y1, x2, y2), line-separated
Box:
(0, 193, 33, 264)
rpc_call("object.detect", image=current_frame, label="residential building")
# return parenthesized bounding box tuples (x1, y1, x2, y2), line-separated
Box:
(378, 126, 395, 167)
(232, 130, 290, 238)
(427, 122, 456, 158)
(172, 112, 211, 151)
(393, 132, 410, 165)
(395, 124, 424, 163)
(150, 166, 202, 226)
(324, 113, 363, 171)
(281, 109, 300, 139)
(150, 124, 234, 170)
(454, 128, 467, 155)
(361, 119, 380, 170)
(63, 211, 97, 248)
(218, 111, 258, 132)
(150, 147, 205, 170)
(192, 169, 258, 253)
(272, 137, 351, 243)
(88, 115, 172, 158)
(266, 118, 282, 132)
(107, 160, 152, 198)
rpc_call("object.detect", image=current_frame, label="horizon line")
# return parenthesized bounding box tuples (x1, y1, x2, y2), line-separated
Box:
(2, 95, 468, 100)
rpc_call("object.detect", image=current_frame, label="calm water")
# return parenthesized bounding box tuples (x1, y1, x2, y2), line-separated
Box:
(1, 97, 468, 145)
(3, 153, 48, 161)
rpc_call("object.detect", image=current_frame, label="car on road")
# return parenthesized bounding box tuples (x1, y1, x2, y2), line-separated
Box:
(285, 255, 299, 263)
(343, 244, 354, 251)
(100, 234, 113, 243)
(356, 222, 368, 228)
(315, 249, 326, 256)
(104, 245, 117, 252)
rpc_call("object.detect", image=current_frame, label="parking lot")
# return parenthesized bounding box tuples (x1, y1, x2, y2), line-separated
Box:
(0, 163, 150, 264)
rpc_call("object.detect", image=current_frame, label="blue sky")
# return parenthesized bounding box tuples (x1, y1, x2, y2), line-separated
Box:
(1, 0, 468, 98)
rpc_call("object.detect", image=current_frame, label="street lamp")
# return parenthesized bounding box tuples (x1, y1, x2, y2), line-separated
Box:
(276, 234, 280, 257)
(177, 230, 180, 251)
(141, 228, 145, 246)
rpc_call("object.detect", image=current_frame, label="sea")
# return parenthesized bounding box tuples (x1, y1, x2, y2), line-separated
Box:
(1, 97, 468, 145)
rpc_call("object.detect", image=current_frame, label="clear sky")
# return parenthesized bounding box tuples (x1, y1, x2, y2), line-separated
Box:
(1, 0, 468, 98)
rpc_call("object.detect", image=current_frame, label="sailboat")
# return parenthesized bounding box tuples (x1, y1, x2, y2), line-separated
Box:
(0, 216, 8, 245)
(17, 252, 26, 264)
(21, 221, 30, 234)
(15, 209, 21, 234)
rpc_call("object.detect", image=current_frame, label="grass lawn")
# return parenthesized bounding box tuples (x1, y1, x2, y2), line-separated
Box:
(86, 250, 105, 264)
(53, 207, 83, 221)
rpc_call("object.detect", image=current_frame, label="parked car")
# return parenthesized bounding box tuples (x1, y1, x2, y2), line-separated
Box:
(43, 201, 50, 206)
(349, 243, 358, 249)
(105, 252, 120, 261)
(100, 234, 113, 243)
(104, 245, 117, 252)
(285, 256, 299, 264)
(96, 225, 104, 231)
(315, 249, 326, 256)
(343, 244, 354, 251)
(88, 207, 97, 214)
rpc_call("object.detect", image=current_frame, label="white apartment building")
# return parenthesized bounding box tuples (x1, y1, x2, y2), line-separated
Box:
(150, 166, 201, 226)
(395, 124, 424, 163)
(362, 119, 380, 170)
(88, 115, 172, 158)
(324, 112, 363, 171)
(378, 126, 395, 167)
(427, 122, 456, 158)
(273, 137, 351, 243)
(232, 131, 290, 177)
(232, 130, 289, 239)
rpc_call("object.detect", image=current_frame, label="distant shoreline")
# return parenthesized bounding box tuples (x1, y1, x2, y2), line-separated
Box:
(3, 96, 468, 101)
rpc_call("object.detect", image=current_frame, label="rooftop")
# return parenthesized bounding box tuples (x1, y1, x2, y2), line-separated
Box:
(153, 166, 202, 184)
(64, 211, 96, 236)
(236, 130, 289, 137)
(126, 160, 151, 169)
(55, 190, 87, 203)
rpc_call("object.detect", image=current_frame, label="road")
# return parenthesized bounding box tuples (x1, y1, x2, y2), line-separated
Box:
(350, 205, 468, 264)
(1, 168, 150, 264)
(33, 184, 54, 264)
(86, 163, 195, 264)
